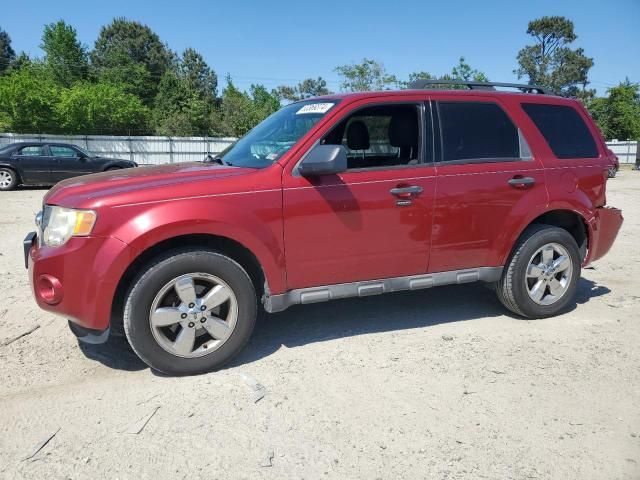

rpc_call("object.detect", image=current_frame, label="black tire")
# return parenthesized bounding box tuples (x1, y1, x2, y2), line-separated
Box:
(496, 224, 581, 318)
(123, 249, 257, 375)
(0, 168, 18, 191)
(607, 166, 617, 178)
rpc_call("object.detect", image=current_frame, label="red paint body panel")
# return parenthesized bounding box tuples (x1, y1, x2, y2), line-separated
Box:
(29, 236, 134, 330)
(26, 89, 623, 332)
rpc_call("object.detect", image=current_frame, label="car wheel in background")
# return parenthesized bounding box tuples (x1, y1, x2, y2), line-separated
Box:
(496, 224, 581, 318)
(0, 168, 18, 191)
(123, 249, 257, 375)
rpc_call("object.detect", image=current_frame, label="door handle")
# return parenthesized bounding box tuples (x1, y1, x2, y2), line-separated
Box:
(390, 185, 423, 196)
(508, 176, 535, 188)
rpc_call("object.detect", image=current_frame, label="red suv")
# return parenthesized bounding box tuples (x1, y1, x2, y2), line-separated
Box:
(25, 81, 623, 375)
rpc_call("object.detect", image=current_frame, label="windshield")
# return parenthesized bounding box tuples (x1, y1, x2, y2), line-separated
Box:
(73, 145, 92, 156)
(0, 144, 13, 154)
(219, 99, 339, 168)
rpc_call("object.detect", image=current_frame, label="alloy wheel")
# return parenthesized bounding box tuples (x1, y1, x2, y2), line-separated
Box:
(525, 242, 573, 306)
(149, 273, 238, 358)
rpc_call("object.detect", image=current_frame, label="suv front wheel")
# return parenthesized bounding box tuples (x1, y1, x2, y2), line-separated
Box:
(123, 249, 257, 375)
(496, 225, 581, 318)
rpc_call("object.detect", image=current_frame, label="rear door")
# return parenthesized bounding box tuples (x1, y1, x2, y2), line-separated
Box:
(11, 145, 51, 184)
(429, 96, 548, 273)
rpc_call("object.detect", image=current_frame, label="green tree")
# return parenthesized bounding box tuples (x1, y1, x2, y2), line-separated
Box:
(180, 48, 217, 99)
(0, 65, 60, 132)
(41, 20, 88, 86)
(220, 79, 254, 136)
(276, 77, 331, 102)
(56, 82, 149, 134)
(451, 56, 488, 82)
(0, 27, 16, 75)
(218, 78, 281, 136)
(404, 57, 488, 88)
(586, 80, 640, 140)
(334, 58, 398, 92)
(515, 16, 594, 97)
(91, 18, 174, 104)
(153, 72, 209, 136)
(152, 48, 217, 135)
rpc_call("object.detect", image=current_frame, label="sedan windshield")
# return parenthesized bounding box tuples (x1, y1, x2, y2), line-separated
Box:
(219, 99, 339, 168)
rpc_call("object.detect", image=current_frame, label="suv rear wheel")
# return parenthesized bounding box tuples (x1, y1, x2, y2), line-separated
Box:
(123, 249, 257, 375)
(496, 225, 581, 318)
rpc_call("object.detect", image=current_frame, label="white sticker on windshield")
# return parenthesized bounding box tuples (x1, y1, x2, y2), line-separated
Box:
(296, 103, 334, 115)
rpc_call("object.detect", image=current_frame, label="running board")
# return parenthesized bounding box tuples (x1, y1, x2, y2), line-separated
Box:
(263, 267, 503, 313)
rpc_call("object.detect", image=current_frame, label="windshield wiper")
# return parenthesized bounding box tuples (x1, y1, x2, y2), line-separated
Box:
(205, 154, 233, 166)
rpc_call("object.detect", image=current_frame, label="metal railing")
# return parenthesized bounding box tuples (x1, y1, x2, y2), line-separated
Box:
(0, 133, 237, 165)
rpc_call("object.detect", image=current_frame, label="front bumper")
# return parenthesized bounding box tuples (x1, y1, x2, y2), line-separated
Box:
(586, 206, 623, 264)
(26, 233, 134, 331)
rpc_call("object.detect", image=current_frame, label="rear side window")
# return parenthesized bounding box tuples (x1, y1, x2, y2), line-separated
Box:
(17, 146, 44, 156)
(438, 102, 520, 162)
(522, 103, 598, 159)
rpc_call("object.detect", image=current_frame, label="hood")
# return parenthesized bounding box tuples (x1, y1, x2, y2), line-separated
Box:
(45, 162, 259, 209)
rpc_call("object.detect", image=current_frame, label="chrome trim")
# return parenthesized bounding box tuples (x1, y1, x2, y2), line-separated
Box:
(263, 266, 503, 313)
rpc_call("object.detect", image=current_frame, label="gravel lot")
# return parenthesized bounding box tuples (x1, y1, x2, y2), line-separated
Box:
(0, 172, 639, 479)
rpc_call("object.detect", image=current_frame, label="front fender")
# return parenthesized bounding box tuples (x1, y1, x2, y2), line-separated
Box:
(95, 191, 286, 294)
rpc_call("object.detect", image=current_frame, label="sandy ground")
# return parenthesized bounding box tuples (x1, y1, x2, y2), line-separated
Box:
(0, 173, 639, 480)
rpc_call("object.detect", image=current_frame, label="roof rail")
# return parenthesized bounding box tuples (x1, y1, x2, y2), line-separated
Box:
(408, 80, 553, 95)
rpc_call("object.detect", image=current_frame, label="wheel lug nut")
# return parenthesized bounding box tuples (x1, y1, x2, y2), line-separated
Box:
(181, 313, 187, 319)
(200, 318, 206, 323)
(188, 303, 195, 308)
(200, 305, 206, 311)
(188, 322, 195, 328)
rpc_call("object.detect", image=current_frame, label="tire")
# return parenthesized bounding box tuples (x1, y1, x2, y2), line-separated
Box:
(0, 168, 18, 191)
(123, 249, 257, 375)
(607, 166, 617, 178)
(496, 224, 581, 318)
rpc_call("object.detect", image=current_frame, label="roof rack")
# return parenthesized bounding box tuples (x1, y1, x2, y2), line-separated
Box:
(409, 80, 553, 95)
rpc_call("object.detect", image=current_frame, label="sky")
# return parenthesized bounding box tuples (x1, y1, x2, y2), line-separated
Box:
(2, 0, 639, 95)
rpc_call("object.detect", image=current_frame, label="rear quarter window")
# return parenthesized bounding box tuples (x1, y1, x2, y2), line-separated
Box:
(522, 103, 598, 159)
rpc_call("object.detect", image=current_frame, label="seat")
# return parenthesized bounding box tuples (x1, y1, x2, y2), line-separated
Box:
(345, 120, 370, 169)
(346, 120, 370, 151)
(388, 114, 419, 164)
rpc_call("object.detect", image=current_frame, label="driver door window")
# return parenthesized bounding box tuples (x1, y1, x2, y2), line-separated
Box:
(322, 104, 424, 170)
(50, 146, 78, 158)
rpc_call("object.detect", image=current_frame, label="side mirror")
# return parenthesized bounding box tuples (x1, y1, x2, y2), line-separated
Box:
(298, 144, 347, 176)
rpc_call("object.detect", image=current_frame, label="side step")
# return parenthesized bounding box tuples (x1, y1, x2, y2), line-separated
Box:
(264, 267, 502, 313)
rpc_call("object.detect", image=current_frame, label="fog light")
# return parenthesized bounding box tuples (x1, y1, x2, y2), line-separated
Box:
(37, 274, 64, 305)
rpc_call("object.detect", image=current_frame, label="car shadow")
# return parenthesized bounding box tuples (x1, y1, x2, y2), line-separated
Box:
(77, 277, 611, 374)
(15, 185, 51, 191)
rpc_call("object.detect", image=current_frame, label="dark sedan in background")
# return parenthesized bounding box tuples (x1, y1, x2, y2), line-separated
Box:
(0, 142, 137, 191)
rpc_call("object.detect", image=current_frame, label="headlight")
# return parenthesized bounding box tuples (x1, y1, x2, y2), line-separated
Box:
(41, 206, 97, 247)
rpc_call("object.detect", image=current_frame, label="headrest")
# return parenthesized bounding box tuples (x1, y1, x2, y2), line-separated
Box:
(389, 114, 418, 148)
(346, 120, 370, 150)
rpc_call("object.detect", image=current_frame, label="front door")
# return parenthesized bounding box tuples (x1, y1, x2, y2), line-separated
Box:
(48, 145, 93, 182)
(282, 101, 436, 289)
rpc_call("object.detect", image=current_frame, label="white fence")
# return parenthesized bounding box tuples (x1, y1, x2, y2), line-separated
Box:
(606, 140, 638, 164)
(0, 133, 237, 165)
(0, 132, 637, 165)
